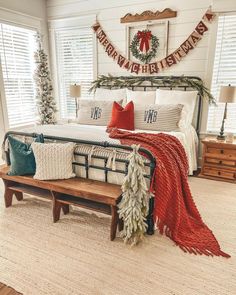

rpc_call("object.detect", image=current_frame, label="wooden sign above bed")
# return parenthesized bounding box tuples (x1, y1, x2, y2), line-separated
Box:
(120, 8, 177, 23)
(92, 8, 215, 75)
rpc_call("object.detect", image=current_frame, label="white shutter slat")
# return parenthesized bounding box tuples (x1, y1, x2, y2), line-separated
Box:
(55, 27, 94, 118)
(0, 23, 37, 128)
(208, 14, 236, 133)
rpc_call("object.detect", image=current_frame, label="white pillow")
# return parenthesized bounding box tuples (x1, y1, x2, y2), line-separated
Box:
(32, 142, 76, 180)
(126, 89, 156, 105)
(155, 89, 198, 126)
(94, 88, 126, 102)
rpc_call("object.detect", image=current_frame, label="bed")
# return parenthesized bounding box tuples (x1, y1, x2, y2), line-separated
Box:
(16, 123, 198, 176)
(3, 75, 203, 235)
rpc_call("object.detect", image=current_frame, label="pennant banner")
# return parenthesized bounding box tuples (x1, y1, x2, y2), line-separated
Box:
(92, 8, 216, 75)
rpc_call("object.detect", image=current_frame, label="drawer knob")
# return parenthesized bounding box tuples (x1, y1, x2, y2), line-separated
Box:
(219, 160, 222, 164)
(218, 171, 221, 176)
(220, 149, 224, 154)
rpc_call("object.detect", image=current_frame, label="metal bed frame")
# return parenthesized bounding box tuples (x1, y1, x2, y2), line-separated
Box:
(3, 75, 203, 236)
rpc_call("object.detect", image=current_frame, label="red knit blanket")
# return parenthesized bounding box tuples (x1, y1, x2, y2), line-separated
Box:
(109, 129, 229, 257)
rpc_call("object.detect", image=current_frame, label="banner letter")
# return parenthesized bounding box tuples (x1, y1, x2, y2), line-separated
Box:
(131, 63, 140, 74)
(106, 43, 114, 56)
(149, 62, 159, 74)
(195, 21, 208, 35)
(165, 54, 177, 67)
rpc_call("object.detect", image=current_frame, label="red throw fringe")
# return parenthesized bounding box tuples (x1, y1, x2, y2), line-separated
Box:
(109, 129, 230, 258)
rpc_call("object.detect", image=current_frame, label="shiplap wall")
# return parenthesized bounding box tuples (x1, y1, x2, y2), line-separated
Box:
(47, 0, 213, 79)
(47, 0, 215, 133)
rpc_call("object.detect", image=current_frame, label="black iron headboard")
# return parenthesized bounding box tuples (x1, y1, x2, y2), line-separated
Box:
(94, 75, 203, 134)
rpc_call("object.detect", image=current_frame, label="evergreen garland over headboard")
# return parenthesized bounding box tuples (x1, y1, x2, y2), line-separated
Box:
(90, 75, 215, 104)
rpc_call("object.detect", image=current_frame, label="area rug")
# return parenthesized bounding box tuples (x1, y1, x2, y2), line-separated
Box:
(0, 282, 22, 295)
(0, 177, 235, 295)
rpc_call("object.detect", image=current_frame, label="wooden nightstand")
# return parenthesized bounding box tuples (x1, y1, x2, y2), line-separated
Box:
(199, 138, 236, 183)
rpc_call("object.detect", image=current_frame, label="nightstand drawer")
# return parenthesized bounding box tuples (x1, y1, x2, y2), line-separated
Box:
(207, 147, 236, 158)
(203, 167, 236, 180)
(205, 158, 236, 167)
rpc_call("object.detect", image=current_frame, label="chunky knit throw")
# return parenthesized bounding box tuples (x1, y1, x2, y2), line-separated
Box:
(109, 129, 230, 257)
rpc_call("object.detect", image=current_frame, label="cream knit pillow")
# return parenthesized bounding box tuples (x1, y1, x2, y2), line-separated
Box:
(31, 142, 76, 180)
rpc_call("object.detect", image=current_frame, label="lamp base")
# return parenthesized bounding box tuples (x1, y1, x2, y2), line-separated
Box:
(217, 134, 226, 141)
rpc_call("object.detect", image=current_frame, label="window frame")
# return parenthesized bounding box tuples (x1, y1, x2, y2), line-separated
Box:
(205, 11, 236, 134)
(49, 15, 97, 120)
(0, 7, 41, 131)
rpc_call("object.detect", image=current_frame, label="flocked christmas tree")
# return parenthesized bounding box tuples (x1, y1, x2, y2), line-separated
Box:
(118, 144, 150, 245)
(34, 33, 57, 124)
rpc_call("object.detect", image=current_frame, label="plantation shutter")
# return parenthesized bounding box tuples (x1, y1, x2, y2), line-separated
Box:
(55, 27, 94, 118)
(207, 14, 236, 133)
(0, 23, 37, 128)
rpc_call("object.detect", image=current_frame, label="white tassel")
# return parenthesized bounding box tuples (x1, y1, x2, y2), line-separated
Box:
(106, 149, 117, 171)
(88, 145, 96, 165)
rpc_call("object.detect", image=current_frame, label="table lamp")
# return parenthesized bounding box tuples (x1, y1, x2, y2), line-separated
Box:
(217, 84, 236, 140)
(70, 84, 81, 118)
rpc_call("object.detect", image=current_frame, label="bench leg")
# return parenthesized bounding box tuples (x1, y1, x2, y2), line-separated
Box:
(52, 197, 62, 223)
(2, 179, 24, 207)
(14, 191, 23, 201)
(62, 204, 70, 215)
(2, 180, 14, 208)
(4, 188, 14, 208)
(110, 205, 119, 241)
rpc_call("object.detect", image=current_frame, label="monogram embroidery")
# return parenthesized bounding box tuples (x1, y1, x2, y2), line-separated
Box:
(144, 109, 157, 123)
(91, 107, 102, 120)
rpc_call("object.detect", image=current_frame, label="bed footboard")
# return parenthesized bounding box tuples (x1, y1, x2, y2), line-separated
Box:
(3, 130, 156, 235)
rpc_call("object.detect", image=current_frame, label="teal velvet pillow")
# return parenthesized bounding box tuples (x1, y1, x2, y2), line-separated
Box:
(8, 134, 44, 176)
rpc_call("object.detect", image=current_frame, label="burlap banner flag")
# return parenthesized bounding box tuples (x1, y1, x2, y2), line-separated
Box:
(92, 8, 216, 75)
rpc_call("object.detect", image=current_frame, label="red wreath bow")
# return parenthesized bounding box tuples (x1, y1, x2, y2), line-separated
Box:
(137, 30, 152, 53)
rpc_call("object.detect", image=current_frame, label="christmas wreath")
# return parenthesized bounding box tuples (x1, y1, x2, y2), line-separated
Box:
(130, 30, 159, 64)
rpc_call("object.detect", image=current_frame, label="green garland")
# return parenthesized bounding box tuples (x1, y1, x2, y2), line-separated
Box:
(90, 75, 215, 104)
(130, 30, 159, 64)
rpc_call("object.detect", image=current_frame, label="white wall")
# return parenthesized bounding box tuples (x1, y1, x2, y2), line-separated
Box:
(47, 0, 212, 79)
(47, 0, 213, 131)
(0, 0, 48, 37)
(47, 0, 236, 135)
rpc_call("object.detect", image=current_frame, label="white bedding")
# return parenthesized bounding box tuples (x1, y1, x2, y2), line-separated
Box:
(19, 123, 198, 175)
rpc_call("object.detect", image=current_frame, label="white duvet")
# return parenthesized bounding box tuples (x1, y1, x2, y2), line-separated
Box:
(19, 123, 198, 175)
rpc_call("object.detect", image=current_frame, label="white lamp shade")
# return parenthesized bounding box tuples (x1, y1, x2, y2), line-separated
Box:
(70, 84, 81, 97)
(219, 85, 236, 103)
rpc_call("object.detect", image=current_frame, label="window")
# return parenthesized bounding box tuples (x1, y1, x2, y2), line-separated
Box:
(207, 14, 236, 133)
(0, 23, 37, 128)
(55, 27, 94, 118)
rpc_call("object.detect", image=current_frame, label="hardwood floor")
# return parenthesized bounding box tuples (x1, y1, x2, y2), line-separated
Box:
(0, 282, 22, 294)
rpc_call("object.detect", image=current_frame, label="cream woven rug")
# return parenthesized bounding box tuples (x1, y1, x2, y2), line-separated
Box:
(0, 178, 235, 295)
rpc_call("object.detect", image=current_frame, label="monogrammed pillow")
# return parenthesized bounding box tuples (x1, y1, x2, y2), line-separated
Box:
(31, 142, 76, 180)
(77, 99, 118, 126)
(134, 104, 183, 131)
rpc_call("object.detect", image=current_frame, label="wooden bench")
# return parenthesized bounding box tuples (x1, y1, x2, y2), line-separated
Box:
(0, 166, 123, 241)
